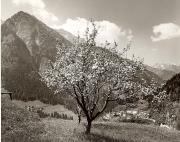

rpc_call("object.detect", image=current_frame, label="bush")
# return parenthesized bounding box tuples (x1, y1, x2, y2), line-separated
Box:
(43, 111, 73, 120)
(119, 117, 155, 125)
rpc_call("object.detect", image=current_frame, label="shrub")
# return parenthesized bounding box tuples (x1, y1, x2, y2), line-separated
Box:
(119, 117, 155, 125)
(46, 111, 73, 120)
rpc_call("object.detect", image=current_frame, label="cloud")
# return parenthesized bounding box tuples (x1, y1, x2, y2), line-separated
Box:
(33, 8, 58, 22)
(151, 23, 180, 42)
(52, 17, 133, 45)
(13, 0, 45, 9)
(152, 48, 158, 52)
(127, 30, 134, 41)
(12, 0, 59, 25)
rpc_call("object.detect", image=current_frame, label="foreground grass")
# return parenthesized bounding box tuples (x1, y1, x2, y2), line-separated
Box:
(1, 96, 45, 142)
(40, 118, 180, 142)
(93, 122, 180, 142)
(3, 99, 180, 142)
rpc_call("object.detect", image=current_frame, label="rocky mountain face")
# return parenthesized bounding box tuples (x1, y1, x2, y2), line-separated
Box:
(3, 11, 70, 69)
(57, 29, 77, 43)
(1, 11, 70, 103)
(1, 23, 33, 70)
(1, 23, 34, 88)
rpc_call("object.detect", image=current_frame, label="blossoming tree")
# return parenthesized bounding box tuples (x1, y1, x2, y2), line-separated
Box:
(41, 22, 145, 133)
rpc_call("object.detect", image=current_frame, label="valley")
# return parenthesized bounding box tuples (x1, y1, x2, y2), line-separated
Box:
(2, 95, 180, 142)
(1, 9, 180, 142)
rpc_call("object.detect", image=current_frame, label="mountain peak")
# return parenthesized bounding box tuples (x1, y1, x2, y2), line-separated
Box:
(14, 11, 33, 17)
(16, 11, 28, 15)
(9, 11, 36, 23)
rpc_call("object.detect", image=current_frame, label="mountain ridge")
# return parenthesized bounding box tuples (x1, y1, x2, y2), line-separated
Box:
(153, 63, 180, 74)
(145, 65, 177, 80)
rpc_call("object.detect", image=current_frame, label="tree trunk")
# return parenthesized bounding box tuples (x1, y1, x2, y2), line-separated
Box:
(85, 120, 92, 134)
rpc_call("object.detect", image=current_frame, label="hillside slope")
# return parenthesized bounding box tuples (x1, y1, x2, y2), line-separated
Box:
(1, 94, 45, 142)
(163, 73, 180, 102)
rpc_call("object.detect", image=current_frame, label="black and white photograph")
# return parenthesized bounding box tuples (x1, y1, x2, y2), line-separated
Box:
(1, 0, 180, 141)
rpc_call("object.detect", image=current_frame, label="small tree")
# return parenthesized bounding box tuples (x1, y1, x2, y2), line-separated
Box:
(41, 22, 145, 133)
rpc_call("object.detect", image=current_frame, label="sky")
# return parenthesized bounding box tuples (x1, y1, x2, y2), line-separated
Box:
(1, 0, 180, 65)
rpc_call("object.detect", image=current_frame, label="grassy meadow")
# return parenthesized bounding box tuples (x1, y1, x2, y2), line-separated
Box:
(2, 96, 180, 142)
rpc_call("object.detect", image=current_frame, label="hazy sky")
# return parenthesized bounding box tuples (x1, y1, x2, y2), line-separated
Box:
(1, 0, 180, 65)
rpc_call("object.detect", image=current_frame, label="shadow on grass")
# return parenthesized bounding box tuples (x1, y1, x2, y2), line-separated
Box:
(85, 133, 132, 142)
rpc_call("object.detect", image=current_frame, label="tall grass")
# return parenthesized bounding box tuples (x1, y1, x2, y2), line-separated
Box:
(1, 96, 46, 142)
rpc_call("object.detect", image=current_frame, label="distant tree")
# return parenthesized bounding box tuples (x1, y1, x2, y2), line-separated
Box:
(41, 22, 145, 134)
(164, 73, 180, 102)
